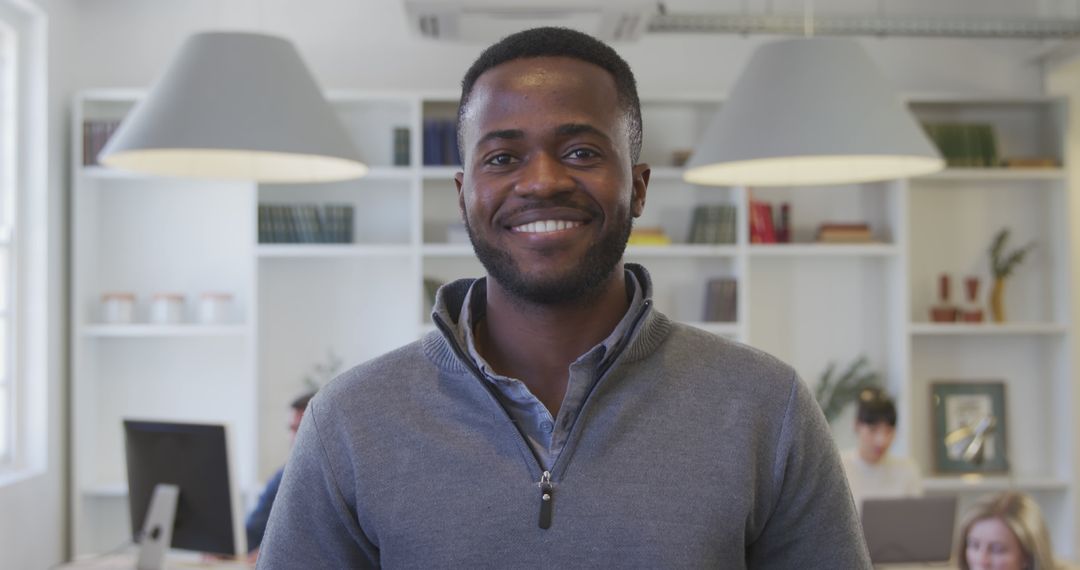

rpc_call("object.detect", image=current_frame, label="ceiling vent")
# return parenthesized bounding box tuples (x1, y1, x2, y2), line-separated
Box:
(405, 1, 652, 42)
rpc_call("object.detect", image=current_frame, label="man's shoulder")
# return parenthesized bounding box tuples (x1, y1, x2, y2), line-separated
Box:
(662, 321, 798, 384)
(314, 339, 435, 404)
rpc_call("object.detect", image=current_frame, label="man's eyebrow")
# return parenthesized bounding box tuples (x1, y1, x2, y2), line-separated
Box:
(556, 123, 612, 143)
(476, 129, 524, 147)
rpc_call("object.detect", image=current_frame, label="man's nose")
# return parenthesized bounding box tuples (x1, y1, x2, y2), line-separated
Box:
(515, 152, 573, 198)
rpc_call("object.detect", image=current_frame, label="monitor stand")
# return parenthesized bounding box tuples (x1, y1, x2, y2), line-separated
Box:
(136, 483, 179, 570)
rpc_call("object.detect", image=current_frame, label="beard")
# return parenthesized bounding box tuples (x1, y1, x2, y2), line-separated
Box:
(464, 205, 633, 306)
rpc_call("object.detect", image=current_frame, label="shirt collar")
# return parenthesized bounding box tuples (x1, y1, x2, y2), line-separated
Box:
(457, 269, 645, 378)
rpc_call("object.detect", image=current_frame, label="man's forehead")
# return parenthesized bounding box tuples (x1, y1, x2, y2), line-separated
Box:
(462, 57, 620, 128)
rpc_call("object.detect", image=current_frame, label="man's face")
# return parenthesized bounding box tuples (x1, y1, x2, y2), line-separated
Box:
(855, 421, 896, 464)
(455, 56, 648, 305)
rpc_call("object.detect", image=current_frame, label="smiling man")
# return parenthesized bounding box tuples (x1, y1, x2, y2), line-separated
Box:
(257, 27, 870, 569)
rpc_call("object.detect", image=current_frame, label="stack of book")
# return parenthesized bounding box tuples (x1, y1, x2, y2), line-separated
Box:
(816, 223, 874, 243)
(82, 120, 123, 166)
(688, 205, 737, 244)
(748, 201, 791, 244)
(921, 123, 999, 168)
(703, 278, 737, 322)
(628, 227, 672, 246)
(258, 203, 355, 244)
(423, 119, 461, 166)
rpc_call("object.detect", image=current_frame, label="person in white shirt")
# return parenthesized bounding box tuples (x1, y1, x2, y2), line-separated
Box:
(841, 388, 923, 509)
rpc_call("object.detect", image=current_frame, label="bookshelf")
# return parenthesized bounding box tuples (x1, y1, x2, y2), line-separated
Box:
(69, 90, 1078, 558)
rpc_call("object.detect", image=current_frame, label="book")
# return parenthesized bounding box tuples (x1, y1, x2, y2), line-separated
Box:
(922, 122, 999, 168)
(628, 227, 671, 246)
(749, 201, 776, 243)
(393, 127, 410, 166)
(816, 222, 874, 243)
(703, 278, 737, 322)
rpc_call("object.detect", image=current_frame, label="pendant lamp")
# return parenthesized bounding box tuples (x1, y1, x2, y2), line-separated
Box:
(683, 37, 944, 187)
(100, 32, 368, 183)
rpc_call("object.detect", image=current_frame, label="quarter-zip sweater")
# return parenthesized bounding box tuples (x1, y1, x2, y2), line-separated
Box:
(257, 265, 871, 569)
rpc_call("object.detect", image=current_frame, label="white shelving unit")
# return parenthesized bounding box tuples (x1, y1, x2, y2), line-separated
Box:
(70, 90, 1078, 558)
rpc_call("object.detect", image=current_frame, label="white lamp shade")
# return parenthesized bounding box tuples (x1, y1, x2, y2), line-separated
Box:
(100, 32, 368, 183)
(683, 38, 944, 187)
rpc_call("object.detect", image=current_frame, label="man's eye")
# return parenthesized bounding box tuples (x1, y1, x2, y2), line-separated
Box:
(567, 148, 599, 160)
(486, 154, 516, 166)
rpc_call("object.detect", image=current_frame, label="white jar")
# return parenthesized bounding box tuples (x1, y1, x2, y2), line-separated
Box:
(101, 292, 136, 324)
(198, 292, 233, 324)
(150, 293, 186, 324)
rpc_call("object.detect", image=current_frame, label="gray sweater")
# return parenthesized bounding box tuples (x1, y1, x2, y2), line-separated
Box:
(258, 268, 871, 569)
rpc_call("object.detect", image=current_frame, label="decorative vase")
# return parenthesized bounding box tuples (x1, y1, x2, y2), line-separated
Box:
(990, 277, 1006, 323)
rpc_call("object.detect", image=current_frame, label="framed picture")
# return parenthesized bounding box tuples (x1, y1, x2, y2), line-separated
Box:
(930, 381, 1009, 474)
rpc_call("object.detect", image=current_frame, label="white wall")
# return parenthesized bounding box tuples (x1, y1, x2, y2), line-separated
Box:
(4, 0, 1062, 564)
(0, 0, 74, 568)
(62, 0, 1045, 96)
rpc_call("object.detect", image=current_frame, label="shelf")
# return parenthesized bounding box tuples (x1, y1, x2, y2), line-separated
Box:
(421, 166, 462, 180)
(923, 475, 1069, 493)
(257, 244, 412, 258)
(909, 323, 1068, 336)
(81, 483, 127, 497)
(80, 166, 157, 180)
(917, 168, 1065, 182)
(648, 167, 688, 181)
(749, 243, 898, 257)
(363, 166, 414, 180)
(82, 324, 249, 338)
(626, 244, 738, 257)
(422, 243, 474, 257)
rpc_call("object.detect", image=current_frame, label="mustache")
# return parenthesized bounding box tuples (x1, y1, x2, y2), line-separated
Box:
(497, 196, 601, 221)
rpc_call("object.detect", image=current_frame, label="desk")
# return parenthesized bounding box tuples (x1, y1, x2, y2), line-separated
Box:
(58, 552, 252, 570)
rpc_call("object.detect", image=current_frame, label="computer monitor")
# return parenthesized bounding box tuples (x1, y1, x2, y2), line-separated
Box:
(861, 495, 958, 564)
(124, 420, 247, 569)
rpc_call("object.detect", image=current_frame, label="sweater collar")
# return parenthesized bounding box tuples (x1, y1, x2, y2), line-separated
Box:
(423, 263, 671, 375)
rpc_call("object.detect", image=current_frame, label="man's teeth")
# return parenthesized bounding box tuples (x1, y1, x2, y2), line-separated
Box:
(512, 220, 583, 233)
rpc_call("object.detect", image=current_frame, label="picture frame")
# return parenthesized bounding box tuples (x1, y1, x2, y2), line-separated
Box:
(930, 381, 1009, 474)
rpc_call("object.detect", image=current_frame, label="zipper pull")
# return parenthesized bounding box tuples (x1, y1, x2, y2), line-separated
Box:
(538, 471, 553, 530)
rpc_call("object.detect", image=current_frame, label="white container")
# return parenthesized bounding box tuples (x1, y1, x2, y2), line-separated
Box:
(198, 292, 234, 324)
(100, 292, 136, 324)
(150, 293, 186, 324)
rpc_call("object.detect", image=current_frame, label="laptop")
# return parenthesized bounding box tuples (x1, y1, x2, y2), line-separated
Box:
(861, 496, 958, 564)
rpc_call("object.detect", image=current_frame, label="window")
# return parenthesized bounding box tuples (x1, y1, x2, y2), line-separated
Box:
(0, 0, 45, 479)
(0, 22, 13, 467)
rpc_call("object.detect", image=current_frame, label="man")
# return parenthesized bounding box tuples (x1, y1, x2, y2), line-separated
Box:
(243, 392, 314, 559)
(841, 388, 923, 509)
(258, 27, 869, 568)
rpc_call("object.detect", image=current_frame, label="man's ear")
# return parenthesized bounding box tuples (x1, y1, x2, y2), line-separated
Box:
(631, 164, 650, 218)
(455, 171, 466, 220)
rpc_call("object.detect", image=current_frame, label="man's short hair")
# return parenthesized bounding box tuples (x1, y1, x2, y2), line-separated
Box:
(457, 26, 643, 164)
(290, 391, 316, 412)
(856, 388, 897, 427)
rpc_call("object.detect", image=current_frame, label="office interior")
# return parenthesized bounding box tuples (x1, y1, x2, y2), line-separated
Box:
(3, 0, 1080, 567)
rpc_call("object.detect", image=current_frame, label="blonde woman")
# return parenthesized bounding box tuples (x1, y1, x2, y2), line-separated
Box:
(957, 491, 1056, 570)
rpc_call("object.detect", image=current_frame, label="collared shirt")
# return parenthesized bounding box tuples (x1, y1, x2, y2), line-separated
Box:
(457, 270, 645, 471)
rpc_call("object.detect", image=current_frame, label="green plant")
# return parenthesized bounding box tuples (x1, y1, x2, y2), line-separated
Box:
(302, 349, 343, 392)
(989, 228, 1035, 279)
(813, 356, 880, 424)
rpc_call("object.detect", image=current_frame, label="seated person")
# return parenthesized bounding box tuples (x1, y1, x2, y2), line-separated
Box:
(841, 388, 922, 508)
(245, 391, 314, 558)
(956, 491, 1055, 570)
